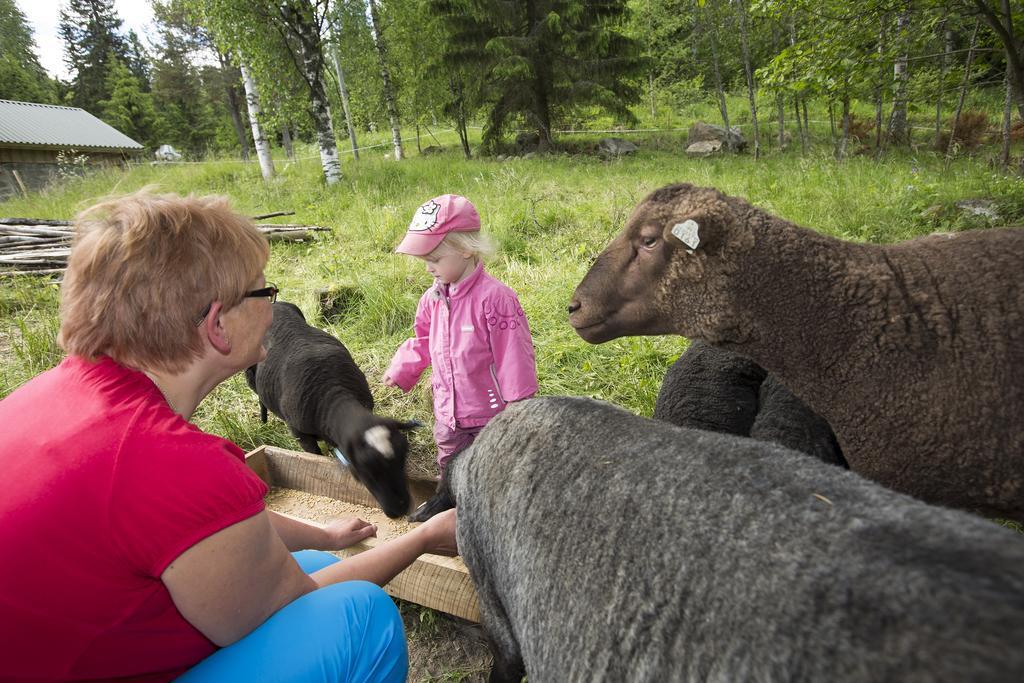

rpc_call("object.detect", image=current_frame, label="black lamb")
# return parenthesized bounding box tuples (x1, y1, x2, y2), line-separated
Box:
(653, 340, 765, 435)
(245, 301, 415, 518)
(750, 374, 846, 467)
(655, 341, 846, 468)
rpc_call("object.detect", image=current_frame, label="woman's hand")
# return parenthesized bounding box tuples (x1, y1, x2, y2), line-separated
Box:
(413, 508, 458, 556)
(322, 517, 377, 550)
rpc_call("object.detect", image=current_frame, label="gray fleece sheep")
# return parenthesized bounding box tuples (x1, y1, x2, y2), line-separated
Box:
(569, 183, 1024, 519)
(245, 301, 416, 518)
(449, 396, 1024, 682)
(655, 341, 846, 468)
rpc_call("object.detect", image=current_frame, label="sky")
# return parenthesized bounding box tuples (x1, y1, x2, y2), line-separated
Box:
(17, 0, 156, 81)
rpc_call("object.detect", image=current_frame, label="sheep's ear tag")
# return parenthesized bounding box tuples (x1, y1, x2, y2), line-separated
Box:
(671, 219, 700, 254)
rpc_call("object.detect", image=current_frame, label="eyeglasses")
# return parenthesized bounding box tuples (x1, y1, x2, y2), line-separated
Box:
(195, 283, 280, 326)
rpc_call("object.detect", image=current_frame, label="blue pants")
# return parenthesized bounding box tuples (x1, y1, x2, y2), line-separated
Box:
(176, 551, 408, 682)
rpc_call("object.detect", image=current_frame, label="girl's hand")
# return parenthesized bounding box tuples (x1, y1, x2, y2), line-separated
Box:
(381, 374, 398, 388)
(322, 517, 377, 550)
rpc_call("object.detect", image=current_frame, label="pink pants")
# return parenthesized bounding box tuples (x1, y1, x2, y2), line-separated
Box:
(434, 421, 484, 472)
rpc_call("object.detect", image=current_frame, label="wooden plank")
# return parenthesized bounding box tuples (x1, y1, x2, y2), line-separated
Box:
(10, 170, 29, 198)
(273, 510, 479, 622)
(252, 445, 437, 508)
(243, 445, 476, 622)
(246, 445, 270, 485)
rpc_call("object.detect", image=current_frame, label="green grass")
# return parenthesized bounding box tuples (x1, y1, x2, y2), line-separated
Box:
(2, 124, 1022, 479)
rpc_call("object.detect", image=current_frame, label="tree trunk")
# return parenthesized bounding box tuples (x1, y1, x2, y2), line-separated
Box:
(368, 0, 403, 160)
(1002, 63, 1013, 168)
(837, 94, 851, 160)
(647, 4, 656, 120)
(794, 96, 806, 152)
(281, 1, 341, 184)
(449, 75, 472, 160)
(219, 54, 250, 161)
(875, 15, 887, 152)
(935, 13, 952, 149)
(706, 8, 733, 151)
(828, 101, 836, 141)
(415, 123, 422, 154)
(532, 66, 554, 151)
(329, 43, 359, 161)
(772, 26, 784, 150)
(281, 122, 294, 159)
(887, 6, 910, 146)
(802, 99, 809, 139)
(239, 61, 275, 181)
(947, 18, 981, 163)
(737, 0, 759, 159)
(788, 15, 805, 152)
(525, 0, 554, 151)
(649, 72, 656, 120)
(973, 0, 1024, 119)
(777, 95, 785, 149)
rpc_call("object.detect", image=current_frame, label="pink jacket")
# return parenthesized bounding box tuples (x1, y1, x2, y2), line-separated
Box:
(386, 262, 538, 429)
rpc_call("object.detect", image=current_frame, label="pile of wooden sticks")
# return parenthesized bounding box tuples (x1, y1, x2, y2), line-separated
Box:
(0, 212, 329, 277)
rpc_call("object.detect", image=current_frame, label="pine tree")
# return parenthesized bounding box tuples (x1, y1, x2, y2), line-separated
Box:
(152, 0, 252, 158)
(428, 0, 646, 151)
(151, 31, 217, 156)
(59, 0, 134, 113)
(98, 54, 156, 145)
(0, 0, 57, 102)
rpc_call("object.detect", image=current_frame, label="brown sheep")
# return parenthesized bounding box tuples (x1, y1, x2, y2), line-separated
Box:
(568, 183, 1024, 520)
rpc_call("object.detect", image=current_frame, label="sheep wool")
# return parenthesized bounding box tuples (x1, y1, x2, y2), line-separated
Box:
(245, 301, 414, 518)
(571, 183, 1024, 519)
(450, 396, 1024, 683)
(655, 341, 845, 468)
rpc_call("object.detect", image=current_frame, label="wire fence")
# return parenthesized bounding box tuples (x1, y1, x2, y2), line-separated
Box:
(142, 112, 1007, 167)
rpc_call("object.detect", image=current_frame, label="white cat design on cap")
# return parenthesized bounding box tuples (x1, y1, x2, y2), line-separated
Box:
(408, 200, 441, 232)
(396, 194, 481, 256)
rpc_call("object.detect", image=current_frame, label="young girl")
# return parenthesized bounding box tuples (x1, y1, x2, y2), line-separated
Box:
(383, 194, 538, 474)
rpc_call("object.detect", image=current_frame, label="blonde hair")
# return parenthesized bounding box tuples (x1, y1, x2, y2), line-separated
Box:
(441, 230, 496, 260)
(59, 189, 269, 374)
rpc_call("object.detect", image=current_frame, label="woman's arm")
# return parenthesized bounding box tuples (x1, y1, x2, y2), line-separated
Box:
(311, 508, 457, 587)
(162, 509, 457, 647)
(268, 510, 377, 551)
(162, 511, 316, 647)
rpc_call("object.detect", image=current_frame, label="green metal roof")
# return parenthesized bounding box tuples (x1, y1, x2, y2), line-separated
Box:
(0, 99, 143, 151)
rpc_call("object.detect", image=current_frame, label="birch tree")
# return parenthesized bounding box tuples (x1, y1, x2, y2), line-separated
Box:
(239, 61, 276, 180)
(327, 38, 360, 160)
(192, 0, 343, 184)
(701, 2, 734, 150)
(367, 0, 403, 160)
(280, 0, 342, 182)
(736, 0, 759, 158)
(964, 0, 1024, 119)
(886, 5, 911, 146)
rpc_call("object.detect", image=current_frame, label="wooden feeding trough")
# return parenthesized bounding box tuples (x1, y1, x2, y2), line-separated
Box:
(245, 445, 479, 622)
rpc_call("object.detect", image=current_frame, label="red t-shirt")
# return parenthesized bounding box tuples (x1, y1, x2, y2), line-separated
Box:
(0, 355, 268, 681)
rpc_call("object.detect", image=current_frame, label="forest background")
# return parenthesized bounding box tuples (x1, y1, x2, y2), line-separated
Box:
(4, 0, 1024, 169)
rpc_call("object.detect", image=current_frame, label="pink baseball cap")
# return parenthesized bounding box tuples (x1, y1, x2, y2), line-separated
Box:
(395, 194, 481, 256)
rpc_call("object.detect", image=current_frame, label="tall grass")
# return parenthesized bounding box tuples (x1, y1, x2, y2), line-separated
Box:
(2, 129, 1022, 478)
